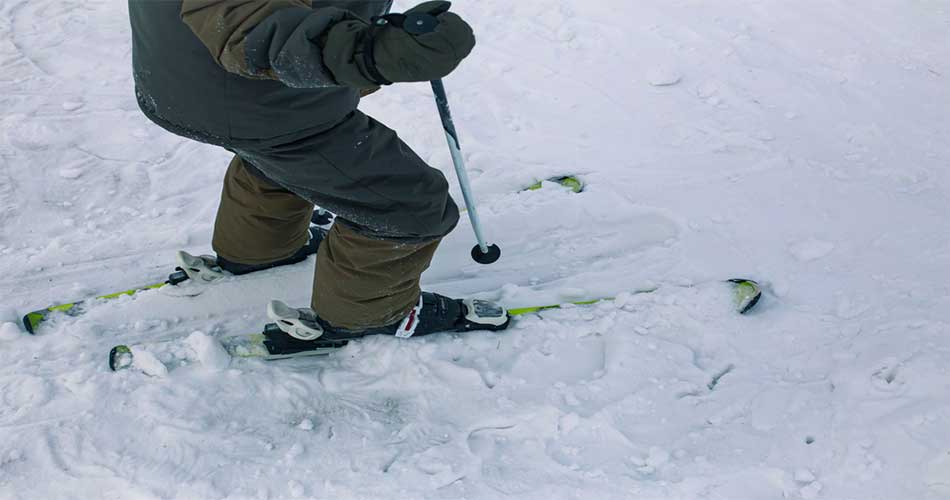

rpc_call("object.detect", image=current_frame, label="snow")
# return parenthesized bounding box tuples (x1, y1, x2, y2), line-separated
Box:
(789, 238, 836, 262)
(0, 321, 21, 341)
(794, 468, 817, 483)
(129, 347, 169, 378)
(182, 330, 231, 371)
(646, 66, 683, 87)
(1, 0, 950, 499)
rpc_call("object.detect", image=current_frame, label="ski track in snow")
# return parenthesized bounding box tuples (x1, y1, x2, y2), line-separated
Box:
(2, 0, 950, 499)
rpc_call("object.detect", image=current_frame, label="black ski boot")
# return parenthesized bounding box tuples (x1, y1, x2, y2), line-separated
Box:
(175, 227, 326, 283)
(263, 292, 511, 353)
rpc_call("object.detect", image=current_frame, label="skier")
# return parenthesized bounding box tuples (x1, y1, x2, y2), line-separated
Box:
(127, 0, 510, 347)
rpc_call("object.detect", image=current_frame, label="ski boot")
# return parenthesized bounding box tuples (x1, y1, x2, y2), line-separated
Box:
(262, 293, 511, 355)
(175, 226, 327, 284)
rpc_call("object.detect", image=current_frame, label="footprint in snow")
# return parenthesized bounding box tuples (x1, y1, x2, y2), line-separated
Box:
(870, 358, 905, 393)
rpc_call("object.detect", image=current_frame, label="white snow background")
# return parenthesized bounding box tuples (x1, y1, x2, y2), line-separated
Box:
(1, 0, 949, 499)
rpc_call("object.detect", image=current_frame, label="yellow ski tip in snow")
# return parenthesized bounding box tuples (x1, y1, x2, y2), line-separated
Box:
(508, 279, 762, 317)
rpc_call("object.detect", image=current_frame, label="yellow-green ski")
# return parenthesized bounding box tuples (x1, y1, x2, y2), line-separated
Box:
(508, 279, 761, 316)
(23, 271, 190, 334)
(108, 280, 761, 372)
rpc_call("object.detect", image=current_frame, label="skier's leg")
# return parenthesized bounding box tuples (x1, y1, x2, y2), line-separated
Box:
(313, 220, 441, 330)
(212, 155, 317, 272)
(234, 112, 459, 242)
(233, 111, 507, 335)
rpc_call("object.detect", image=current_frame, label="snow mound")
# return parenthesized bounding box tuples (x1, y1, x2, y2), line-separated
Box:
(184, 330, 230, 370)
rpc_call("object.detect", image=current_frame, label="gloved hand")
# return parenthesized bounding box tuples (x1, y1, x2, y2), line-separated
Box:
(323, 1, 476, 87)
(369, 1, 476, 84)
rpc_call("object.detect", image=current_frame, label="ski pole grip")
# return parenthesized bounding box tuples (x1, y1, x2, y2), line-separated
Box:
(374, 2, 447, 35)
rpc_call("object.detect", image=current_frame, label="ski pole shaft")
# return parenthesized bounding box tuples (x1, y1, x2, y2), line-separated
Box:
(430, 79, 500, 264)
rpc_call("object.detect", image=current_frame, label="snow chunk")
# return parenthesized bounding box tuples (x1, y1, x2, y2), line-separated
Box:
(130, 348, 169, 377)
(558, 412, 581, 434)
(184, 331, 230, 370)
(613, 291, 633, 308)
(794, 468, 816, 483)
(297, 419, 315, 431)
(288, 480, 306, 498)
(647, 66, 683, 86)
(285, 443, 305, 460)
(58, 166, 84, 179)
(789, 239, 835, 261)
(62, 99, 84, 111)
(0, 322, 23, 340)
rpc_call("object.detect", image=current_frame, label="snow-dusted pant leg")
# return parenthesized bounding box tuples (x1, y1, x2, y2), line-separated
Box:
(313, 221, 442, 330)
(212, 155, 314, 265)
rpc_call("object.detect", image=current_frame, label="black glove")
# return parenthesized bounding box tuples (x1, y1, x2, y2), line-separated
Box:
(368, 1, 476, 84)
(323, 1, 475, 87)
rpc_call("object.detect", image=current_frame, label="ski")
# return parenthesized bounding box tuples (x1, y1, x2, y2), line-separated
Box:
(22, 270, 190, 334)
(21, 177, 583, 334)
(107, 279, 761, 372)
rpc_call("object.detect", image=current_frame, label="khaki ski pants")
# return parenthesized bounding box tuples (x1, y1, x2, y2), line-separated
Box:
(211, 112, 458, 330)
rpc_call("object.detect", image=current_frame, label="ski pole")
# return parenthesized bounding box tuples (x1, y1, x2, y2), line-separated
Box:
(430, 79, 501, 264)
(377, 5, 500, 264)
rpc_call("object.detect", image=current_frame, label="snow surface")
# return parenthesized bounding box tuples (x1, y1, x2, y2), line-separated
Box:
(2, 0, 950, 499)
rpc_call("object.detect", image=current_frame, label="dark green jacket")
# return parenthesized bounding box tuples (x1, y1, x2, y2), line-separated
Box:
(129, 0, 392, 142)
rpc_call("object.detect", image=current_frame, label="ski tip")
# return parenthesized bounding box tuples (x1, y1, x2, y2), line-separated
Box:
(728, 279, 763, 314)
(109, 345, 133, 372)
(22, 311, 46, 335)
(22, 302, 81, 334)
(525, 176, 585, 193)
(554, 176, 585, 193)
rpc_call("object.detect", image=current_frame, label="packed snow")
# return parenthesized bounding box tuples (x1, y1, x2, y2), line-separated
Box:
(2, 0, 950, 499)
